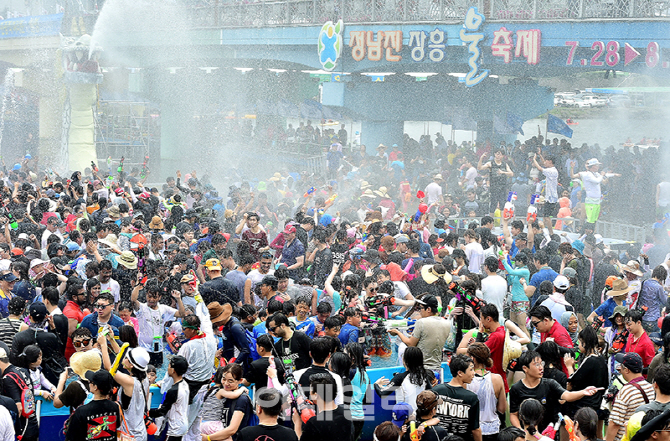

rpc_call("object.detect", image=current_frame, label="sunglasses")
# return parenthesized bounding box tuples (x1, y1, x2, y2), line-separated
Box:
(95, 303, 111, 310)
(531, 320, 541, 327)
(73, 338, 91, 348)
(368, 287, 378, 292)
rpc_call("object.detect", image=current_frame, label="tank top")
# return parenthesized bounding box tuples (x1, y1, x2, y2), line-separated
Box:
(468, 372, 499, 435)
(490, 160, 508, 187)
(118, 378, 148, 441)
(201, 386, 225, 422)
(0, 318, 22, 347)
(659, 182, 670, 207)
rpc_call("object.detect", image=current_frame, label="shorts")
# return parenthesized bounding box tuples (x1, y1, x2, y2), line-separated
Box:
(585, 202, 601, 224)
(511, 300, 529, 314)
(200, 421, 224, 435)
(541, 202, 559, 217)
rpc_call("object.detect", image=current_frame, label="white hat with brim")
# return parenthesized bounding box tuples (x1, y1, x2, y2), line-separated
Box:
(622, 260, 644, 277)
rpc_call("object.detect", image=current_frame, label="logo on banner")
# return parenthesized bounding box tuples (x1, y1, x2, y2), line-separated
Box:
(318, 20, 344, 71)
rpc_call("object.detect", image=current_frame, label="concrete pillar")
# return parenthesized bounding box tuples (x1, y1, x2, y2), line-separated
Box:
(360, 120, 404, 155)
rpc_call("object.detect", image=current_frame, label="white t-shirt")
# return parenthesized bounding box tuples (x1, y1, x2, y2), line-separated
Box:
(135, 303, 177, 351)
(100, 278, 121, 304)
(246, 269, 275, 307)
(542, 166, 559, 203)
(0, 405, 13, 441)
(465, 167, 478, 189)
(579, 171, 604, 200)
(465, 242, 484, 274)
(481, 274, 507, 322)
(424, 182, 443, 205)
(658, 182, 670, 207)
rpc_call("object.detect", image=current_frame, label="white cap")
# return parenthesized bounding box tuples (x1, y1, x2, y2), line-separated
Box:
(586, 158, 602, 167)
(553, 275, 570, 290)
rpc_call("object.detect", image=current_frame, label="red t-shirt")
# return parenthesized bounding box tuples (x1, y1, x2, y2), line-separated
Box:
(485, 325, 508, 393)
(542, 320, 574, 375)
(63, 300, 88, 361)
(625, 332, 656, 368)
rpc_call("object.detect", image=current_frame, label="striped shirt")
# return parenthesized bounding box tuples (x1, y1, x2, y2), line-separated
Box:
(610, 378, 656, 441)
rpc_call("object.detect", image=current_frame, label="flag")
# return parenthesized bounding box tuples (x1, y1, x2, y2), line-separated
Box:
(494, 114, 513, 134)
(546, 114, 573, 138)
(300, 100, 322, 119)
(506, 112, 525, 135)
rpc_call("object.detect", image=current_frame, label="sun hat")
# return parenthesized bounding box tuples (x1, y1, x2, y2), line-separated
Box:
(421, 265, 452, 285)
(208, 302, 232, 325)
(98, 234, 119, 249)
(586, 158, 602, 167)
(571, 240, 585, 255)
(607, 279, 632, 297)
(503, 330, 523, 370)
(148, 216, 164, 230)
(70, 351, 102, 377)
(622, 260, 644, 277)
(127, 348, 150, 371)
(115, 251, 138, 270)
(609, 305, 628, 321)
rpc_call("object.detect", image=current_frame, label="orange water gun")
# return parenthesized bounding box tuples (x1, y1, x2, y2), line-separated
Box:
(560, 413, 579, 441)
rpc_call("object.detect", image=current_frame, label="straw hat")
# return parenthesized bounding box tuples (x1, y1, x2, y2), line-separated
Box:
(420, 265, 453, 285)
(269, 172, 282, 182)
(374, 187, 390, 198)
(361, 189, 376, 199)
(607, 278, 632, 297)
(115, 251, 138, 270)
(502, 330, 523, 371)
(622, 260, 644, 277)
(208, 302, 232, 326)
(70, 351, 102, 378)
(360, 181, 372, 190)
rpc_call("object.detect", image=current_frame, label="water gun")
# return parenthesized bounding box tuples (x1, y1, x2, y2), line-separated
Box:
(91, 161, 98, 172)
(449, 282, 485, 315)
(527, 194, 539, 222)
(503, 191, 517, 220)
(541, 414, 564, 440)
(591, 315, 604, 331)
(140, 156, 149, 179)
(285, 372, 316, 424)
(364, 295, 396, 310)
(560, 413, 579, 441)
(325, 193, 338, 205)
(110, 342, 130, 376)
(653, 213, 670, 229)
(166, 329, 183, 352)
(303, 187, 316, 198)
(410, 421, 421, 441)
(611, 330, 629, 352)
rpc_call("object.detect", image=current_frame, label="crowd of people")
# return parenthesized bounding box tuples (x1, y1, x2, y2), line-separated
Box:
(0, 131, 666, 441)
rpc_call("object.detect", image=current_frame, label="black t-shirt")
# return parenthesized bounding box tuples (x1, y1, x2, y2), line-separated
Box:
(65, 399, 120, 441)
(300, 405, 353, 441)
(432, 383, 480, 441)
(273, 331, 312, 373)
(544, 367, 567, 389)
(401, 424, 449, 441)
(311, 248, 332, 289)
(566, 355, 609, 411)
(238, 423, 299, 441)
(221, 393, 253, 441)
(246, 357, 286, 391)
(510, 378, 566, 430)
(200, 276, 239, 306)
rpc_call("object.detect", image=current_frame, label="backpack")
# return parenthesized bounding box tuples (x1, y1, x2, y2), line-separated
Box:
(5, 371, 35, 418)
(245, 328, 260, 361)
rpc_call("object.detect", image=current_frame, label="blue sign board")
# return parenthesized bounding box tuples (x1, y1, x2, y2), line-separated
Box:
(0, 13, 63, 39)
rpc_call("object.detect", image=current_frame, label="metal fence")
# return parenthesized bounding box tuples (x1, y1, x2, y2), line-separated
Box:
(185, 0, 670, 28)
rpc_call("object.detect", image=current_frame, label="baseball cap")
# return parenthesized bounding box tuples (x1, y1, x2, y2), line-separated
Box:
(283, 225, 296, 234)
(28, 302, 47, 321)
(204, 258, 222, 271)
(85, 370, 115, 394)
(553, 275, 570, 290)
(421, 295, 439, 312)
(615, 352, 644, 373)
(391, 402, 413, 428)
(416, 390, 443, 411)
(180, 274, 195, 284)
(394, 234, 409, 244)
(0, 273, 17, 283)
(516, 232, 528, 242)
